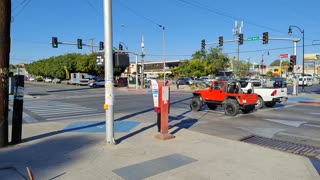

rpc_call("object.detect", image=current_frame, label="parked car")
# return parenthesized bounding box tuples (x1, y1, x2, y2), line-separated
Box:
(52, 78, 61, 84)
(298, 76, 313, 86)
(114, 77, 128, 87)
(44, 77, 52, 83)
(176, 77, 193, 85)
(29, 77, 35, 81)
(36, 77, 43, 82)
(89, 79, 105, 87)
(273, 79, 287, 88)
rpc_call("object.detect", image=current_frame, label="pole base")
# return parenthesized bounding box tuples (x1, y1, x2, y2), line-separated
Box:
(155, 133, 175, 140)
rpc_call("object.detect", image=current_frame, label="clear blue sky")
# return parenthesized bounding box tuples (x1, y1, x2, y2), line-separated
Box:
(10, 0, 320, 67)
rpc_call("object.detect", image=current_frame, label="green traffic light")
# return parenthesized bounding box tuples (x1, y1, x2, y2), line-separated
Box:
(52, 37, 58, 48)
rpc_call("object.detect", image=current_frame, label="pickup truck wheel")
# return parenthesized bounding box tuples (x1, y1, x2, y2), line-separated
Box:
(256, 96, 264, 109)
(207, 103, 218, 110)
(265, 101, 276, 107)
(224, 99, 239, 116)
(190, 97, 202, 111)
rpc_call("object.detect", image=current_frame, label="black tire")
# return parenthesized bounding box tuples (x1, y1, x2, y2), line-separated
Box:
(207, 103, 218, 110)
(93, 84, 97, 88)
(265, 101, 276, 108)
(224, 99, 239, 116)
(242, 105, 255, 114)
(190, 97, 202, 111)
(256, 96, 264, 109)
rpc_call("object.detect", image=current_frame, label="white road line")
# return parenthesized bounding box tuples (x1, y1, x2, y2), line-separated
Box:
(275, 104, 297, 109)
(310, 113, 320, 115)
(37, 108, 97, 116)
(263, 118, 306, 127)
(46, 112, 105, 121)
(26, 106, 93, 112)
(277, 132, 320, 142)
(304, 124, 320, 128)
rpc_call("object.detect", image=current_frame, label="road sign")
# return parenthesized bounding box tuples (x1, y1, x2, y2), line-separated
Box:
(247, 36, 259, 41)
(280, 54, 289, 58)
(294, 65, 302, 73)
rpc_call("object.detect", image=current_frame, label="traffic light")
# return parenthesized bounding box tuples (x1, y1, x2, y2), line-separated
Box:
(219, 36, 223, 47)
(238, 34, 243, 45)
(52, 37, 58, 48)
(77, 39, 83, 49)
(99, 41, 104, 50)
(119, 43, 123, 50)
(113, 52, 129, 68)
(290, 55, 296, 67)
(263, 32, 268, 44)
(201, 39, 205, 50)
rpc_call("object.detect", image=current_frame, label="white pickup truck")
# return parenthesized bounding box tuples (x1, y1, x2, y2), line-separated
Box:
(240, 80, 288, 109)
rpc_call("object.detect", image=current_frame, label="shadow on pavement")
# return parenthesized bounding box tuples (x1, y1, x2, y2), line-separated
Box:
(1, 135, 100, 179)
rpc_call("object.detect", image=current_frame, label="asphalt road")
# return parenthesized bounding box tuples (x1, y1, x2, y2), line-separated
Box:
(13, 81, 320, 147)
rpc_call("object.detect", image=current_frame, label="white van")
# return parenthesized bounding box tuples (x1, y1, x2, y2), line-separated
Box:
(298, 76, 313, 86)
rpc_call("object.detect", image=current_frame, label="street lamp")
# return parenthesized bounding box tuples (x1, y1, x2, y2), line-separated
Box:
(288, 25, 305, 92)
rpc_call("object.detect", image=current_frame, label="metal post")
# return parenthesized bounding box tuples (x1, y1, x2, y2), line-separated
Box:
(302, 30, 305, 92)
(103, 0, 115, 144)
(141, 35, 145, 89)
(289, 26, 304, 93)
(162, 27, 166, 84)
(11, 75, 24, 144)
(135, 54, 138, 89)
(89, 38, 95, 54)
(0, 0, 11, 147)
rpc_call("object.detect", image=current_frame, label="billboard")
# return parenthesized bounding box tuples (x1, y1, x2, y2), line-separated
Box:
(304, 53, 320, 61)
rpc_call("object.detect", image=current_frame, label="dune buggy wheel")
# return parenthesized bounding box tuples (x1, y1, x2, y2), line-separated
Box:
(190, 97, 202, 111)
(224, 99, 239, 116)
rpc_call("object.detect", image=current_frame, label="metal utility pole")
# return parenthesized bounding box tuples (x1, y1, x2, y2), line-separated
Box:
(89, 38, 95, 53)
(232, 21, 243, 75)
(140, 35, 145, 89)
(103, 0, 115, 144)
(0, 0, 11, 147)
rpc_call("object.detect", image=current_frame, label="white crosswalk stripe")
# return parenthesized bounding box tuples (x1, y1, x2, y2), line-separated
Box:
(24, 100, 100, 121)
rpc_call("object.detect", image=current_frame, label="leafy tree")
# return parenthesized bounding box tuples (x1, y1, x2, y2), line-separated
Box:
(266, 71, 273, 77)
(171, 47, 230, 78)
(270, 59, 280, 66)
(233, 60, 251, 77)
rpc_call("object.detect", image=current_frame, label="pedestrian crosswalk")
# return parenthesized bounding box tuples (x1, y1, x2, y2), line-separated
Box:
(24, 100, 104, 121)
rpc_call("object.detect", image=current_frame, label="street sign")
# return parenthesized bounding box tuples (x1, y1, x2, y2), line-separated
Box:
(247, 36, 259, 41)
(280, 54, 289, 58)
(294, 65, 302, 73)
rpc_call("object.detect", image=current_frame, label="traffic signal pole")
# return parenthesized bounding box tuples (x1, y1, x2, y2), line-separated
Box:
(103, 0, 115, 144)
(0, 0, 11, 147)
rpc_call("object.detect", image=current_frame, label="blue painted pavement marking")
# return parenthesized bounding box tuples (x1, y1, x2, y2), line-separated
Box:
(287, 96, 315, 102)
(309, 157, 320, 175)
(63, 121, 140, 133)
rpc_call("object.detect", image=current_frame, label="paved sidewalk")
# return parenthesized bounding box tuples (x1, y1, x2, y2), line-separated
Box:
(1, 118, 319, 179)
